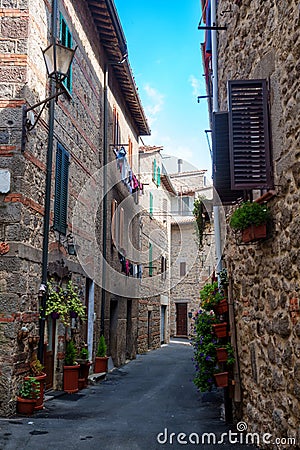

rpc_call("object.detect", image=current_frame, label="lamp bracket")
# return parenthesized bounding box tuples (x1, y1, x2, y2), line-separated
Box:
(21, 88, 65, 152)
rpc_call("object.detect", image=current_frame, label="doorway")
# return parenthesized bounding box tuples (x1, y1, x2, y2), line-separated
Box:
(176, 303, 187, 336)
(161, 305, 167, 344)
(43, 315, 56, 389)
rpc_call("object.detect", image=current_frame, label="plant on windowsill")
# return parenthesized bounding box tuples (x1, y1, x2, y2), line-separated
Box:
(229, 201, 270, 243)
(94, 335, 109, 374)
(63, 340, 80, 393)
(16, 377, 40, 415)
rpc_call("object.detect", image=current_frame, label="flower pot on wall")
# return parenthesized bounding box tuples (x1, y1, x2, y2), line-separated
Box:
(16, 397, 37, 415)
(63, 364, 80, 393)
(213, 299, 228, 315)
(214, 372, 229, 388)
(242, 223, 267, 243)
(216, 348, 228, 363)
(94, 356, 109, 374)
(212, 323, 227, 338)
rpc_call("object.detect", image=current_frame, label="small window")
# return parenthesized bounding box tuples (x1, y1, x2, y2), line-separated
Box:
(53, 143, 70, 235)
(111, 199, 117, 246)
(60, 14, 73, 93)
(180, 262, 186, 277)
(161, 256, 167, 281)
(119, 206, 124, 249)
(113, 108, 121, 146)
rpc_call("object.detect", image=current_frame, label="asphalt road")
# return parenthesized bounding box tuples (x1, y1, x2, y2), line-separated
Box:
(0, 340, 259, 450)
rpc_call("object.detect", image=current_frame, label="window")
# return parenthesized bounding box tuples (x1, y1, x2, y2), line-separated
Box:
(228, 79, 272, 190)
(119, 206, 124, 249)
(180, 262, 186, 277)
(149, 192, 153, 217)
(149, 242, 153, 277)
(59, 14, 73, 93)
(54, 143, 70, 235)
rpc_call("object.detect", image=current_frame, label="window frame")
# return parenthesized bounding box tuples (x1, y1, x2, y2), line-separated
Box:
(53, 142, 70, 235)
(59, 13, 73, 94)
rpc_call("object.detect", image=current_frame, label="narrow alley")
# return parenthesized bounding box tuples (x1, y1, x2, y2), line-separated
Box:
(0, 341, 259, 450)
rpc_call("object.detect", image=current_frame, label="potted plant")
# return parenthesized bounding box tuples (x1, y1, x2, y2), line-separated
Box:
(63, 340, 80, 393)
(191, 310, 218, 392)
(16, 377, 40, 415)
(77, 347, 91, 390)
(65, 281, 86, 321)
(25, 355, 47, 410)
(200, 282, 224, 312)
(229, 201, 270, 243)
(94, 335, 109, 373)
(216, 342, 235, 364)
(212, 322, 228, 338)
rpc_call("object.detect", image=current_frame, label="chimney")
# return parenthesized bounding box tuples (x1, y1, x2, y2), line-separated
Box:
(178, 158, 183, 173)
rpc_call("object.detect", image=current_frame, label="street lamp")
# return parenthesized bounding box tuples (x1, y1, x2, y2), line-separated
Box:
(21, 41, 76, 151)
(26, 40, 77, 363)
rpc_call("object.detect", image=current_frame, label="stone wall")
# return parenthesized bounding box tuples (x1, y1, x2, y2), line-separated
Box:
(217, 0, 300, 446)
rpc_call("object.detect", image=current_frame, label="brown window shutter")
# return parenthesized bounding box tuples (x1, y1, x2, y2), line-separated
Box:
(212, 112, 243, 204)
(228, 79, 272, 190)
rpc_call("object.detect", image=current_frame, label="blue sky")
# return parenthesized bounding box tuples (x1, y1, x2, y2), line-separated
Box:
(114, 0, 212, 176)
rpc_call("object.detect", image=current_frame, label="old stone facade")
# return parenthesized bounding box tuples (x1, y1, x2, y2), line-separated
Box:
(137, 146, 172, 353)
(169, 168, 216, 338)
(0, 0, 149, 416)
(213, 0, 300, 446)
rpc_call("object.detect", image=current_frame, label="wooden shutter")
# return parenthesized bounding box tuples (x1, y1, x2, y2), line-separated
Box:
(149, 242, 153, 277)
(149, 192, 153, 217)
(212, 112, 243, 204)
(228, 79, 272, 189)
(54, 143, 69, 235)
(157, 166, 161, 186)
(111, 199, 117, 246)
(60, 14, 73, 93)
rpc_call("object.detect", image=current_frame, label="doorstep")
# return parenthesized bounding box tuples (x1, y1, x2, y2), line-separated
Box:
(88, 372, 107, 385)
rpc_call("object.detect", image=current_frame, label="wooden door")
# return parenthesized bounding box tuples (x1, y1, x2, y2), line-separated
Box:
(176, 303, 187, 336)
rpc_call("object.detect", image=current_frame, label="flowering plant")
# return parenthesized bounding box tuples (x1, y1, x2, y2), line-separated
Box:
(191, 310, 218, 392)
(45, 280, 86, 327)
(200, 282, 224, 311)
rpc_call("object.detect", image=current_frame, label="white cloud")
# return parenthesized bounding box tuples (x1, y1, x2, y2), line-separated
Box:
(189, 74, 202, 97)
(143, 83, 164, 117)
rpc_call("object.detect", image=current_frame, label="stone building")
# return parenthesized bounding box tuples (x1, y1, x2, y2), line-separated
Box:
(205, 0, 300, 445)
(0, 0, 149, 416)
(137, 146, 172, 352)
(169, 163, 215, 338)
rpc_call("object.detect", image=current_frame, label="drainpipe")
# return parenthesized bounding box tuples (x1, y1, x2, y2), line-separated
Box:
(100, 65, 108, 337)
(37, 0, 57, 363)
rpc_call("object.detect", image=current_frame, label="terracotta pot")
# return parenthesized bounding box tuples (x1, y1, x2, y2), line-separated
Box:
(78, 378, 85, 390)
(212, 323, 227, 338)
(94, 356, 109, 373)
(79, 361, 91, 388)
(16, 397, 37, 415)
(25, 372, 46, 410)
(214, 372, 229, 387)
(63, 364, 80, 393)
(242, 223, 267, 243)
(216, 347, 228, 363)
(213, 299, 228, 315)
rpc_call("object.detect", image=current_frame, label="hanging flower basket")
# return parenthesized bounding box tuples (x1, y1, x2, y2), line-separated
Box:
(242, 223, 267, 243)
(214, 371, 229, 387)
(212, 323, 227, 338)
(213, 299, 228, 315)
